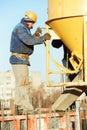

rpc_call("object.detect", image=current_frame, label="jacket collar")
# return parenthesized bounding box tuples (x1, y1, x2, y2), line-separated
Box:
(20, 18, 30, 30)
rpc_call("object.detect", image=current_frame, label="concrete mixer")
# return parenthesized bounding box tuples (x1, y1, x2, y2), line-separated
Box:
(45, 0, 87, 111)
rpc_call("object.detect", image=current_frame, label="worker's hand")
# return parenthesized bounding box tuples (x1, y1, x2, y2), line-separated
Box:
(34, 27, 42, 36)
(42, 33, 51, 41)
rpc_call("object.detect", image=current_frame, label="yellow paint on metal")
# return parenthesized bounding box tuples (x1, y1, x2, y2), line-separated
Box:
(46, 0, 87, 62)
(47, 0, 87, 20)
(46, 16, 83, 60)
(46, 0, 87, 86)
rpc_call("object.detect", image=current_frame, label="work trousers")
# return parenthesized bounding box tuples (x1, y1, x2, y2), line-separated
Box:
(12, 64, 33, 111)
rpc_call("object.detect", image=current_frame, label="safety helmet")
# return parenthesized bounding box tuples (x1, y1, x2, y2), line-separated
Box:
(24, 10, 37, 23)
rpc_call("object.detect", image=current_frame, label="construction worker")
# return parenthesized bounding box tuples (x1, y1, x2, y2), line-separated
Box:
(9, 10, 51, 114)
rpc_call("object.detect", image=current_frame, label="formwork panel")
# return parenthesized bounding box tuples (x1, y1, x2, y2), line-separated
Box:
(0, 121, 14, 130)
(20, 119, 27, 130)
(0, 114, 60, 130)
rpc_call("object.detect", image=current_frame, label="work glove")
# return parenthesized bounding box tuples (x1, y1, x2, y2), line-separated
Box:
(42, 33, 51, 41)
(34, 27, 42, 36)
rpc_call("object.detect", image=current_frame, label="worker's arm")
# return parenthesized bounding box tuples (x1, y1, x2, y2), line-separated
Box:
(16, 26, 44, 45)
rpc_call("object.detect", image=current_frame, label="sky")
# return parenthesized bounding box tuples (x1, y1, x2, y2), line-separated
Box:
(0, 0, 63, 81)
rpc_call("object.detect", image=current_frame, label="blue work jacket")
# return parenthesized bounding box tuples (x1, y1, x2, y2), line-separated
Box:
(10, 18, 44, 65)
